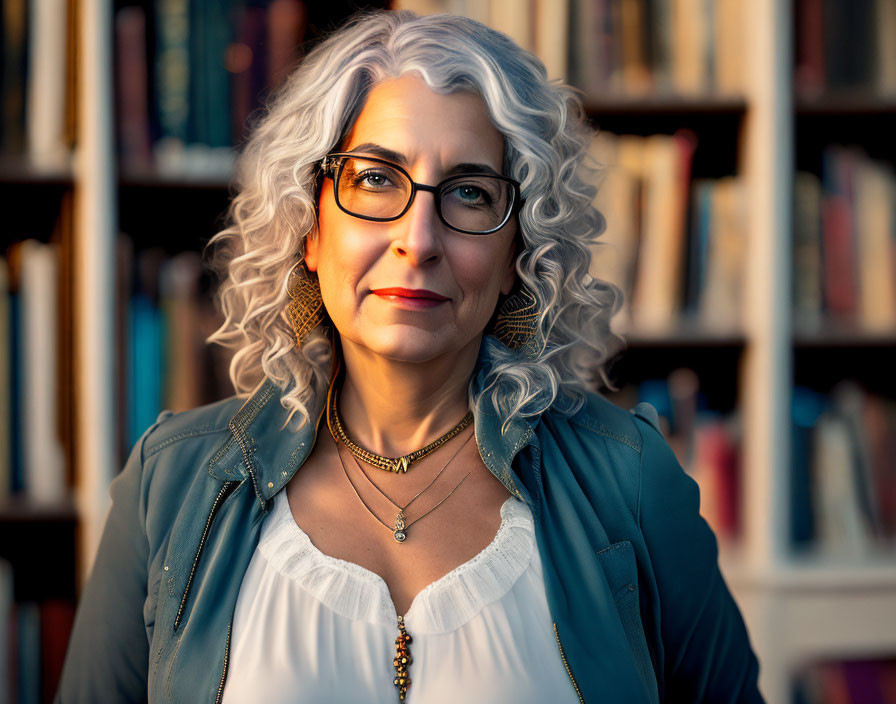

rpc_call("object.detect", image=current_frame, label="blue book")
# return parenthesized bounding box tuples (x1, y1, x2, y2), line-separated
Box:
(790, 386, 827, 549)
(128, 295, 165, 450)
(189, 0, 233, 147)
(685, 180, 713, 318)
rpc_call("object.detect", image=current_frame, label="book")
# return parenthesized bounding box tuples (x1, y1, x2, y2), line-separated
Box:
(127, 249, 166, 449)
(812, 410, 875, 556)
(853, 159, 896, 331)
(0, 259, 10, 501)
(17, 241, 65, 505)
(712, 0, 744, 94)
(793, 172, 824, 330)
(115, 6, 153, 170)
(1, 0, 28, 155)
(0, 560, 10, 704)
(820, 147, 859, 320)
(588, 131, 642, 332)
(159, 252, 204, 414)
(631, 130, 696, 330)
(618, 0, 651, 94)
(489, 0, 534, 54)
(534, 0, 569, 80)
(699, 176, 745, 330)
(791, 387, 826, 549)
(267, 0, 308, 90)
(691, 416, 740, 545)
(26, 0, 69, 168)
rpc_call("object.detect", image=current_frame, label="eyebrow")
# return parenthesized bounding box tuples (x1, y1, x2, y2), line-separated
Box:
(345, 142, 501, 177)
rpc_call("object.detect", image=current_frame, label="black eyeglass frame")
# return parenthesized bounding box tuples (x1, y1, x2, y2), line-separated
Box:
(320, 152, 525, 235)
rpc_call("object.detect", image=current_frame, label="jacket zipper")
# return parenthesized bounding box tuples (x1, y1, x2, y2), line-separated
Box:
(553, 622, 585, 703)
(174, 481, 238, 631)
(214, 619, 233, 704)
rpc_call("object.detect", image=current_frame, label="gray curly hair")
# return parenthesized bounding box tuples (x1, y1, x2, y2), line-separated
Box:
(206, 9, 623, 430)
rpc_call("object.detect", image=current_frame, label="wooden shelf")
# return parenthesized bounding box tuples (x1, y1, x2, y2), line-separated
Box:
(616, 324, 747, 349)
(793, 322, 896, 348)
(0, 496, 78, 523)
(0, 156, 74, 186)
(795, 92, 896, 116)
(584, 94, 748, 116)
(119, 167, 233, 190)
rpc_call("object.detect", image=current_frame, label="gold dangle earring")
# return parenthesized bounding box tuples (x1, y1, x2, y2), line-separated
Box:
(286, 259, 328, 346)
(490, 286, 539, 352)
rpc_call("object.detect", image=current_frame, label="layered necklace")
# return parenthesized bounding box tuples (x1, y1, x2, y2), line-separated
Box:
(327, 383, 475, 543)
(326, 384, 476, 702)
(328, 385, 473, 474)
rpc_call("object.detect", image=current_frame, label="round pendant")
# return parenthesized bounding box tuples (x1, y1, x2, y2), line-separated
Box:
(393, 529, 407, 543)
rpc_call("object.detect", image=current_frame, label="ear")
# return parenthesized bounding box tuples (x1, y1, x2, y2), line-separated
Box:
(303, 233, 319, 272)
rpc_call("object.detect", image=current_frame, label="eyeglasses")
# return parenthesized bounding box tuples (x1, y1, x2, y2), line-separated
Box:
(320, 153, 523, 235)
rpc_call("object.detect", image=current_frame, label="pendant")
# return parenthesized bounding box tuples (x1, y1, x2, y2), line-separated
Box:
(388, 456, 411, 474)
(393, 511, 407, 543)
(393, 615, 413, 701)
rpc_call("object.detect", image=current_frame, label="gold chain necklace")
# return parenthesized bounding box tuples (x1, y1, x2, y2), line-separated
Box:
(327, 384, 473, 474)
(345, 430, 475, 541)
(333, 434, 473, 543)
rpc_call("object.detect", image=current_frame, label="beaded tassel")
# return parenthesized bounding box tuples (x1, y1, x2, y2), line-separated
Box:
(393, 615, 413, 701)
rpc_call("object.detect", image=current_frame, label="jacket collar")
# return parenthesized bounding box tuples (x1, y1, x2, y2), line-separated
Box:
(208, 336, 537, 508)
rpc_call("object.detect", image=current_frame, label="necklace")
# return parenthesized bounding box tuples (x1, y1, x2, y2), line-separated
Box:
(350, 430, 475, 542)
(333, 433, 473, 543)
(327, 384, 474, 473)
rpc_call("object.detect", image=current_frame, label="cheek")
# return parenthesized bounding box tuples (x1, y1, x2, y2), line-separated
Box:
(454, 243, 515, 305)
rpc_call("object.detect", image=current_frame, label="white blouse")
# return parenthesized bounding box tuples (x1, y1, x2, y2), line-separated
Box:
(222, 489, 580, 703)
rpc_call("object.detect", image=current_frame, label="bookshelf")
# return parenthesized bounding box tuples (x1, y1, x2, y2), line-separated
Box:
(3, 0, 896, 701)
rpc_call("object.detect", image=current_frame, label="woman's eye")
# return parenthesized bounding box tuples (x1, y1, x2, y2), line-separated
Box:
(355, 170, 394, 189)
(454, 185, 491, 205)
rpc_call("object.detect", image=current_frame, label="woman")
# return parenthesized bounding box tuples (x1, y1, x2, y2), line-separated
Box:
(58, 10, 764, 704)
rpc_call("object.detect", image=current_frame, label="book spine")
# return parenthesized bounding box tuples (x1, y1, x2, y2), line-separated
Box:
(19, 241, 66, 504)
(26, 0, 69, 167)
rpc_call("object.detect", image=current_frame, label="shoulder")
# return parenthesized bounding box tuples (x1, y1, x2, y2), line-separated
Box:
(140, 395, 244, 460)
(533, 391, 679, 521)
(539, 389, 663, 455)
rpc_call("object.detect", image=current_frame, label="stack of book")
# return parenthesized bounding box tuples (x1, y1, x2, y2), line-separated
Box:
(588, 130, 747, 333)
(394, 0, 744, 97)
(114, 0, 310, 176)
(791, 383, 896, 556)
(793, 148, 896, 333)
(792, 657, 896, 703)
(115, 238, 233, 459)
(1, 0, 75, 169)
(0, 561, 74, 704)
(0, 239, 67, 505)
(569, 0, 745, 97)
(795, 0, 896, 95)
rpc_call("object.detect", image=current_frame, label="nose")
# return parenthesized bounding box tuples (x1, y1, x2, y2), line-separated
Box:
(390, 189, 444, 267)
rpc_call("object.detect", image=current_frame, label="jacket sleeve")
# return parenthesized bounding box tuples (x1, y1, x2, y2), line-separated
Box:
(634, 414, 765, 703)
(55, 418, 166, 703)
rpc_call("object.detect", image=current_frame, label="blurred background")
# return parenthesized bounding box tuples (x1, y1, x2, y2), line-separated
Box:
(1, 0, 895, 701)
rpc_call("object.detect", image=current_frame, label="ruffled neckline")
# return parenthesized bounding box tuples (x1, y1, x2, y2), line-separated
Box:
(258, 489, 535, 634)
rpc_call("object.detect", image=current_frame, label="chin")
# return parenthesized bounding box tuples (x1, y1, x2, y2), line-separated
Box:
(352, 326, 483, 364)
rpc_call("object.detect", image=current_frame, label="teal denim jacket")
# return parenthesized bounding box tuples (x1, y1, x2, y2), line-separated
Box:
(57, 337, 764, 703)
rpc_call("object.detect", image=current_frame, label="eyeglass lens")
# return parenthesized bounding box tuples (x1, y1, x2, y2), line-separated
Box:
(335, 156, 513, 233)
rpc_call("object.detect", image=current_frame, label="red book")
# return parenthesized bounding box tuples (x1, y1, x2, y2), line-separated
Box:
(40, 599, 75, 703)
(795, 0, 826, 93)
(821, 193, 858, 319)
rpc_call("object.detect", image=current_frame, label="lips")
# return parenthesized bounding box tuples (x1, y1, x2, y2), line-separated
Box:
(370, 287, 450, 301)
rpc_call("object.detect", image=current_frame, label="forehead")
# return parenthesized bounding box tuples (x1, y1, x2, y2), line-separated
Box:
(342, 74, 504, 171)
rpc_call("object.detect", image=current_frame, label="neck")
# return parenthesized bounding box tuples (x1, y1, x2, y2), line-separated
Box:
(335, 336, 481, 458)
